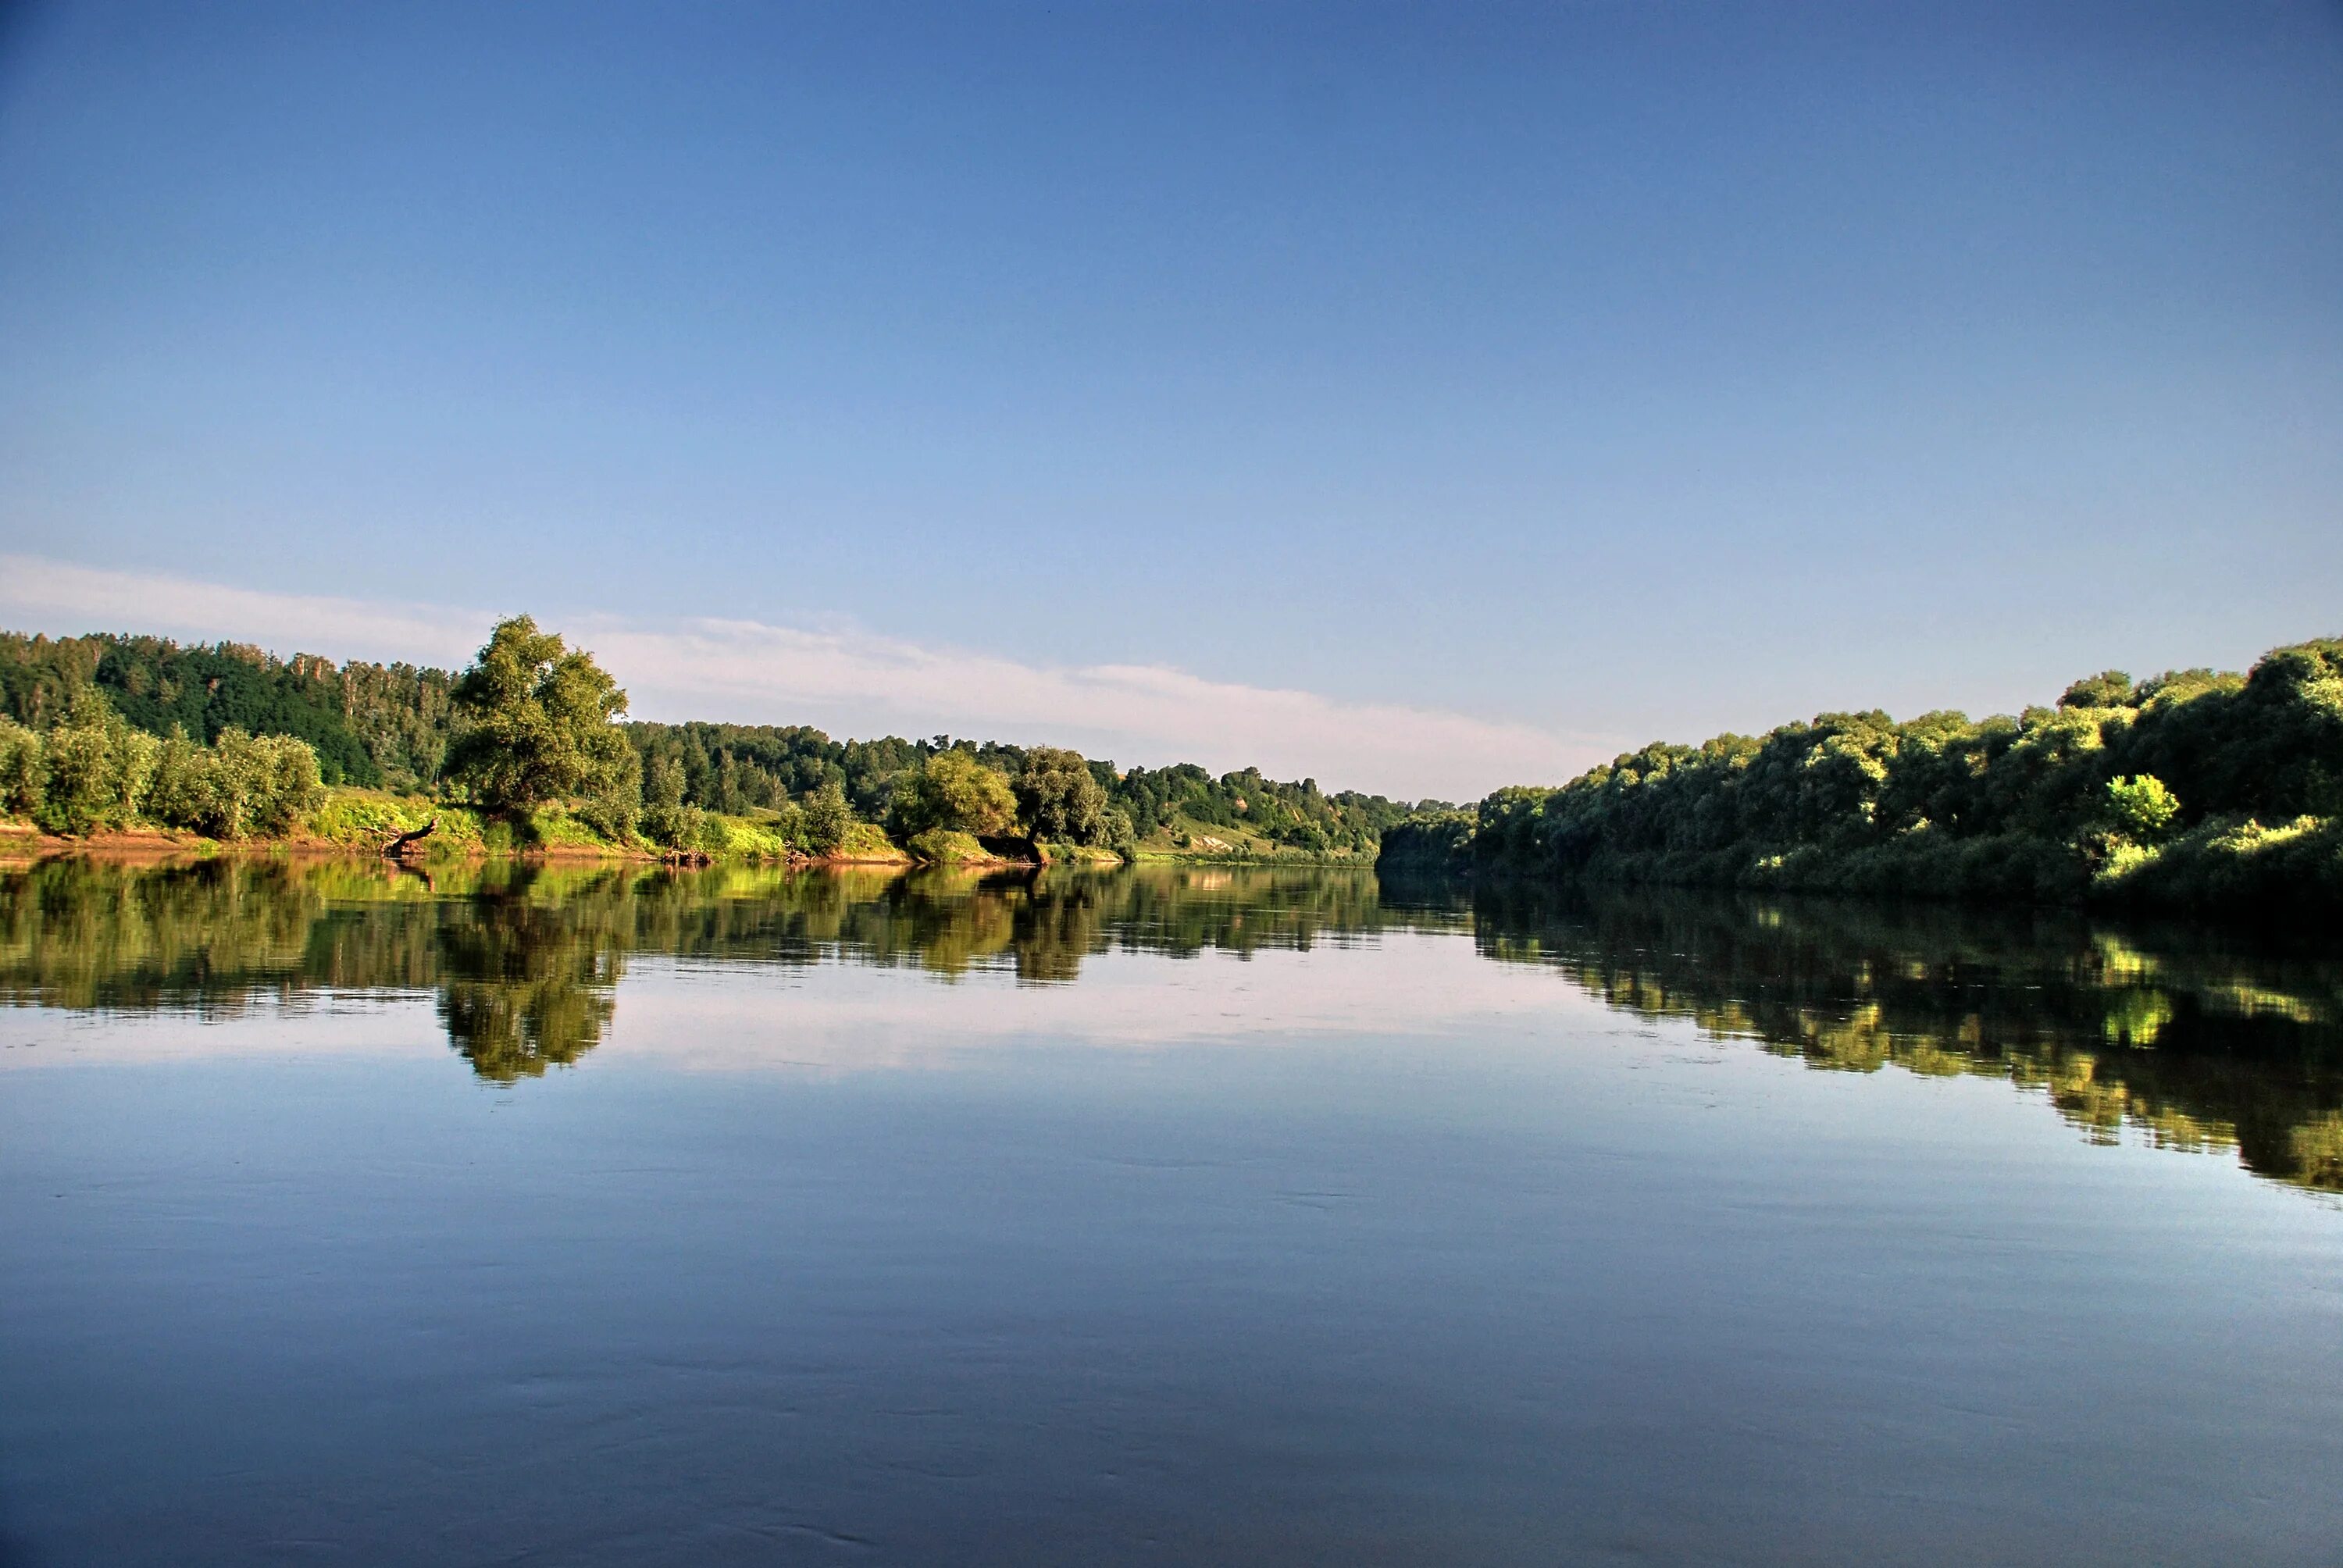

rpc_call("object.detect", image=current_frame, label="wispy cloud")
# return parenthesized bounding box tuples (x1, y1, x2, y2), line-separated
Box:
(0, 554, 1604, 798)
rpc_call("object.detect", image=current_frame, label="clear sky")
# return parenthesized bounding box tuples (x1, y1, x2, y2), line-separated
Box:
(2, 1, 2338, 798)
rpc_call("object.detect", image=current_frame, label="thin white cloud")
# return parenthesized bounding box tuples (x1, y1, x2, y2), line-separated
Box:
(0, 554, 1604, 798)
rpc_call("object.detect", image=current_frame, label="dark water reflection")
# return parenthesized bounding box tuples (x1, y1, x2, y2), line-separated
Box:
(1439, 879, 2343, 1195)
(0, 858, 1451, 1080)
(5, 857, 2338, 1192)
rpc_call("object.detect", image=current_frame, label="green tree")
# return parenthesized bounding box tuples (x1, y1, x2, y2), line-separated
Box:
(1015, 746, 1107, 843)
(2106, 774, 2180, 841)
(1099, 804, 1139, 860)
(0, 718, 42, 817)
(804, 779, 853, 855)
(36, 690, 158, 836)
(144, 729, 222, 832)
(444, 618, 635, 814)
(230, 730, 325, 836)
(576, 747, 643, 843)
(640, 754, 704, 849)
(143, 727, 324, 839)
(889, 750, 1018, 838)
(2059, 670, 2134, 710)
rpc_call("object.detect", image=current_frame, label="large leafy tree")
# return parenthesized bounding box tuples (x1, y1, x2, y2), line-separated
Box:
(889, 750, 1018, 837)
(444, 618, 635, 814)
(1015, 747, 1107, 843)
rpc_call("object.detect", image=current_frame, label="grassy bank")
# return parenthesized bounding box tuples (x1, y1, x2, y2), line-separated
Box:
(1130, 811, 1382, 864)
(0, 786, 880, 865)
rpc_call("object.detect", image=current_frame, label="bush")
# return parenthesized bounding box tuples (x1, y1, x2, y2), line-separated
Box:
(239, 731, 326, 836)
(34, 692, 157, 836)
(2095, 814, 2343, 917)
(640, 756, 704, 849)
(0, 718, 43, 817)
(1382, 635, 2343, 914)
(144, 727, 323, 839)
(576, 746, 644, 843)
(803, 780, 852, 855)
(1099, 804, 1139, 861)
(144, 732, 229, 833)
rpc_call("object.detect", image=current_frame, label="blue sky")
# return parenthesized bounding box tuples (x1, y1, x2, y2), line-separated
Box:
(2, 2, 2338, 796)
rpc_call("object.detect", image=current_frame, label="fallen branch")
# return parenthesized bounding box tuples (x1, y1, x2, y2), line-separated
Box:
(381, 818, 438, 859)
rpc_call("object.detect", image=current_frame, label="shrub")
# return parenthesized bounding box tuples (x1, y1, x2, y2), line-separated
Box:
(144, 728, 323, 839)
(640, 755, 704, 849)
(144, 731, 230, 833)
(34, 691, 157, 836)
(0, 718, 42, 816)
(1099, 804, 1139, 860)
(241, 731, 326, 836)
(803, 780, 852, 855)
(576, 746, 643, 843)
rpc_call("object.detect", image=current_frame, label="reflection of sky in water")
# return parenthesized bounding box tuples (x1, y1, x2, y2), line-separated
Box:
(4, 869, 2343, 1563)
(2, 933, 1597, 1066)
(6, 857, 2338, 1196)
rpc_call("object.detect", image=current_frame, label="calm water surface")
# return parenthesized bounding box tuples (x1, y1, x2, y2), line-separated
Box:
(2, 860, 2339, 1565)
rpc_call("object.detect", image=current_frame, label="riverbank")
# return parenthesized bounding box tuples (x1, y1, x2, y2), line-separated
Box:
(0, 789, 908, 868)
(2, 784, 1393, 871)
(0, 801, 1124, 871)
(1380, 812, 2343, 921)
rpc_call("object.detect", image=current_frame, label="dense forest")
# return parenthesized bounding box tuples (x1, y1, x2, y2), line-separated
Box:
(0, 627, 1432, 858)
(0, 629, 451, 788)
(628, 718, 1425, 856)
(1381, 638, 2343, 915)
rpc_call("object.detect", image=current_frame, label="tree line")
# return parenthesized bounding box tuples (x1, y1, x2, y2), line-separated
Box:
(1381, 638, 2343, 916)
(0, 688, 325, 839)
(0, 618, 1434, 857)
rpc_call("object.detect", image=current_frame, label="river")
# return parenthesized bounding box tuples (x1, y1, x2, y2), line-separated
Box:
(2, 858, 2338, 1563)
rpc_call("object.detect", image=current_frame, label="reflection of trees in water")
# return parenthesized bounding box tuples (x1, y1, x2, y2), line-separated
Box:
(595, 863, 1453, 981)
(0, 858, 633, 1082)
(0, 859, 1453, 1082)
(0, 857, 373, 1014)
(1465, 882, 2343, 1192)
(9, 857, 2338, 1190)
(433, 874, 629, 1083)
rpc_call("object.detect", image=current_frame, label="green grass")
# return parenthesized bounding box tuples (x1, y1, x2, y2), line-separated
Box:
(836, 821, 911, 862)
(1132, 812, 1375, 864)
(694, 813, 797, 859)
(904, 829, 1000, 864)
(1041, 841, 1123, 864)
(32, 783, 1349, 870)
